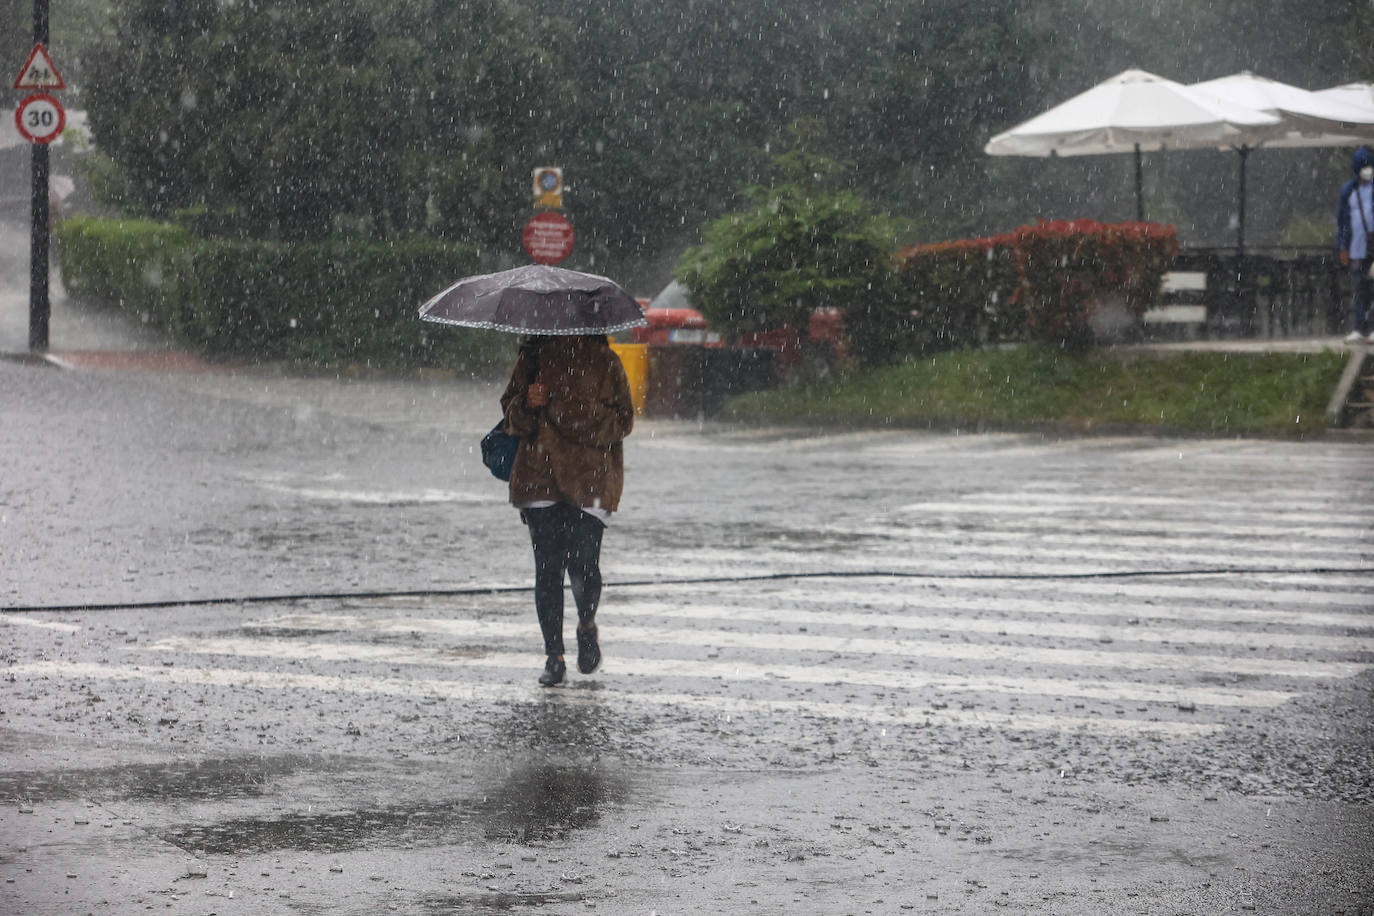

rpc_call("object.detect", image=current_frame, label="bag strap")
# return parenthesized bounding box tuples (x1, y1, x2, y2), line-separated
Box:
(1356, 184, 1373, 244)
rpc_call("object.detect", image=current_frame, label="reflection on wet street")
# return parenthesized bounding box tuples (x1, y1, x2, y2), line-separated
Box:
(150, 700, 623, 857)
(475, 762, 615, 843)
(2, 353, 1371, 914)
(157, 756, 626, 855)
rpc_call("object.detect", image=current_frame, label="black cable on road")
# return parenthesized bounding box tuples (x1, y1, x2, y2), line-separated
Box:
(3, 566, 1371, 614)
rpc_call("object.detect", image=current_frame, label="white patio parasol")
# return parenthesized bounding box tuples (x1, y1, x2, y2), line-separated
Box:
(984, 69, 1280, 221)
(1191, 72, 1374, 138)
(1314, 83, 1374, 121)
(1188, 72, 1374, 250)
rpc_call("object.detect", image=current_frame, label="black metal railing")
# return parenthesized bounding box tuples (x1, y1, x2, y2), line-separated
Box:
(1169, 246, 1346, 339)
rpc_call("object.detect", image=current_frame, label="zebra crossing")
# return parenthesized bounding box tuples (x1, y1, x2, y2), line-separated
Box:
(13, 560, 1360, 745)
(6, 433, 1371, 752)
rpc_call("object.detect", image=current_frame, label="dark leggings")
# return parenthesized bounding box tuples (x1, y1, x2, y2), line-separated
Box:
(523, 503, 605, 657)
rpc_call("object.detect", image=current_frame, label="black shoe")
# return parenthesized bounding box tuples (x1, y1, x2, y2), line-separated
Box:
(538, 656, 566, 687)
(576, 623, 601, 675)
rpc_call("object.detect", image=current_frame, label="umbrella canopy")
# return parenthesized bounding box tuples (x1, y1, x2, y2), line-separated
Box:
(984, 69, 1280, 220)
(1191, 72, 1374, 135)
(419, 264, 648, 335)
(1314, 83, 1374, 121)
(1186, 72, 1374, 251)
(984, 69, 1280, 158)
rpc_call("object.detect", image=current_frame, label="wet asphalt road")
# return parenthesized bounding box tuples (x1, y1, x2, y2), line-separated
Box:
(2, 230, 1374, 914)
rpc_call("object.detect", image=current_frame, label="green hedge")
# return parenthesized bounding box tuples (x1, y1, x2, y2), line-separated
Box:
(55, 217, 511, 371)
(1011, 220, 1179, 352)
(855, 237, 1021, 364)
(851, 220, 1180, 365)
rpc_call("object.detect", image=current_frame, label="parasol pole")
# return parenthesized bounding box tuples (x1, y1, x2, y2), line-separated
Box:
(1134, 143, 1144, 222)
(1233, 143, 1253, 333)
(1235, 144, 1251, 256)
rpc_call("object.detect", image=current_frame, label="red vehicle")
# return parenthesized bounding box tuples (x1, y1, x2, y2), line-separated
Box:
(634, 283, 842, 358)
(629, 306, 724, 347)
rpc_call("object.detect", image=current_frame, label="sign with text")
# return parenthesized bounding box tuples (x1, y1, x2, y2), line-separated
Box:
(521, 211, 574, 264)
(14, 93, 66, 144)
(13, 43, 66, 90)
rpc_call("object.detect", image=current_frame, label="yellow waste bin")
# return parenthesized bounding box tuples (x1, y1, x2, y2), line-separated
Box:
(609, 342, 649, 415)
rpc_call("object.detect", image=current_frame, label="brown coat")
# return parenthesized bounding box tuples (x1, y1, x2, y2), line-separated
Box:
(500, 336, 634, 512)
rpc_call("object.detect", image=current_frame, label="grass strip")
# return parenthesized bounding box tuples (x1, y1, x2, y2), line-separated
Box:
(725, 347, 1349, 437)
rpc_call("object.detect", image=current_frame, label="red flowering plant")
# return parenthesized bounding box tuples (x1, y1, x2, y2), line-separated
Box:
(1011, 220, 1179, 350)
(887, 219, 1179, 360)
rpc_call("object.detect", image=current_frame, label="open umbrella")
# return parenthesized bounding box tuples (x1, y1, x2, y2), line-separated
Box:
(1314, 83, 1374, 121)
(984, 69, 1281, 221)
(420, 264, 647, 335)
(1188, 72, 1374, 251)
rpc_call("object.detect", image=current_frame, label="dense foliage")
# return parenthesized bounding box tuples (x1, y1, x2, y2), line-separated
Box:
(55, 216, 508, 369)
(674, 174, 896, 341)
(1009, 220, 1180, 350)
(83, 0, 552, 247)
(71, 0, 1374, 281)
(886, 220, 1179, 358)
(853, 238, 1020, 367)
(677, 200, 1178, 368)
(80, 0, 1039, 275)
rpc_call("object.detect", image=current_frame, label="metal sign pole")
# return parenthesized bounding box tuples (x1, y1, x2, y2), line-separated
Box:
(29, 0, 51, 353)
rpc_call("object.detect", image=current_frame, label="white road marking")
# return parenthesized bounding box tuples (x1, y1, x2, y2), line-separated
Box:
(243, 614, 1368, 679)
(0, 615, 81, 632)
(894, 499, 1374, 529)
(604, 553, 1374, 586)
(747, 585, 1374, 630)
(834, 524, 1373, 560)
(944, 491, 1374, 517)
(877, 515, 1372, 542)
(627, 543, 1369, 575)
(5, 661, 1223, 738)
(255, 482, 494, 505)
(139, 636, 1301, 709)
(608, 601, 1374, 653)
(782, 576, 1374, 609)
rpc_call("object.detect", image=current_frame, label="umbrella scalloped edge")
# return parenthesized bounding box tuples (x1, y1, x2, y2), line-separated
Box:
(418, 313, 649, 335)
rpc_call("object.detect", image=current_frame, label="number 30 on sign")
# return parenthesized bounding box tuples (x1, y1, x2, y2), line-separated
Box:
(15, 93, 66, 145)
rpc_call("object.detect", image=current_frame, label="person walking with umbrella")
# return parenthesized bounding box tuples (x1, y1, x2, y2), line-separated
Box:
(419, 264, 645, 686)
(501, 333, 634, 685)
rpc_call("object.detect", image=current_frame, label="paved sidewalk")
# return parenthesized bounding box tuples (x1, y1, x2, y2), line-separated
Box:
(0, 216, 182, 360)
(1114, 337, 1366, 355)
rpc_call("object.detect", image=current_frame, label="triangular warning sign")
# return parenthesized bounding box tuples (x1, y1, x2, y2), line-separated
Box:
(13, 43, 66, 91)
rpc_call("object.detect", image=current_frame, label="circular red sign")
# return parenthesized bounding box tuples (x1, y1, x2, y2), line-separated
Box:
(14, 93, 65, 144)
(522, 212, 575, 265)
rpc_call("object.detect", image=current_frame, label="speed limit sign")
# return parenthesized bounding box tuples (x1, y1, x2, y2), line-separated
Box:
(14, 93, 66, 144)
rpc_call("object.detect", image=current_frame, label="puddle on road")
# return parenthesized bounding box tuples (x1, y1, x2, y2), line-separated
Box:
(0, 753, 329, 803)
(473, 763, 613, 843)
(994, 836, 1230, 871)
(159, 760, 631, 855)
(235, 626, 343, 638)
(420, 891, 587, 914)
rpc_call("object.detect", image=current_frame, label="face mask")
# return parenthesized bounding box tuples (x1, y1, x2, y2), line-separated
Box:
(1362, 166, 1374, 182)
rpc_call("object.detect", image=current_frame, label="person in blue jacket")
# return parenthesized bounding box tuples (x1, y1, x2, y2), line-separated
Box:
(1337, 146, 1374, 343)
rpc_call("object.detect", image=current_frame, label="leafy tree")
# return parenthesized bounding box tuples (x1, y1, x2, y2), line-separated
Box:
(83, 0, 556, 242)
(675, 154, 896, 350)
(76, 0, 1372, 276)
